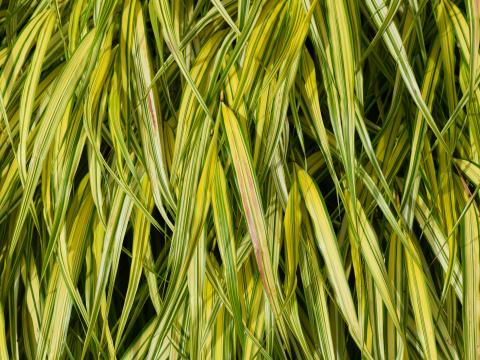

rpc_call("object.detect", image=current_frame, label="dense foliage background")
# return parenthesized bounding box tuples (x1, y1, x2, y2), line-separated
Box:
(0, 0, 479, 358)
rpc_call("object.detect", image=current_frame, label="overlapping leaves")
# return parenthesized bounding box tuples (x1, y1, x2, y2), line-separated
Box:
(0, 0, 479, 359)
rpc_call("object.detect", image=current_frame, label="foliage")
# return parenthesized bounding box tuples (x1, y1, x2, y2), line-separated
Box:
(0, 0, 479, 358)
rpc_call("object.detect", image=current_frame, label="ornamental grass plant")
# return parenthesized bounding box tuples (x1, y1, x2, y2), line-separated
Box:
(0, 0, 479, 358)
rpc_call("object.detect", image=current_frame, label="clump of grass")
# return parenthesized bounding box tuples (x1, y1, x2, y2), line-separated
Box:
(0, 0, 479, 358)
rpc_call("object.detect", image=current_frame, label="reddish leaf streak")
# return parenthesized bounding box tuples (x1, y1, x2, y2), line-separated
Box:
(237, 157, 269, 299)
(147, 92, 157, 131)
